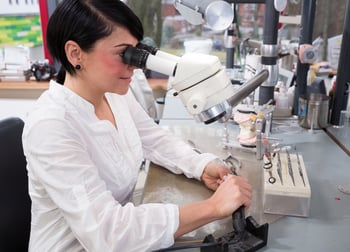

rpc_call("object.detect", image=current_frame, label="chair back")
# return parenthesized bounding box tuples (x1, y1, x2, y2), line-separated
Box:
(0, 117, 31, 252)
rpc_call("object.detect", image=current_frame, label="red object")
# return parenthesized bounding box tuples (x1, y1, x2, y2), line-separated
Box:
(278, 12, 283, 30)
(38, 0, 52, 64)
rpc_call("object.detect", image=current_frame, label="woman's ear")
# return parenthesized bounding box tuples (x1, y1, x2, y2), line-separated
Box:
(65, 40, 83, 67)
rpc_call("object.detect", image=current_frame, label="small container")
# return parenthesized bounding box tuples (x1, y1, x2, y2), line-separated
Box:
(339, 110, 350, 128)
(338, 110, 350, 137)
(298, 93, 330, 129)
(276, 82, 289, 109)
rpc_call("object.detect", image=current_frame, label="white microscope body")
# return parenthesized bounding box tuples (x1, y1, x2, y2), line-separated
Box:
(122, 44, 269, 124)
(170, 53, 235, 123)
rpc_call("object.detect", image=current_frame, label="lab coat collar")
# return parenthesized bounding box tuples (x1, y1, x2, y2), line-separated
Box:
(49, 80, 95, 115)
(48, 80, 116, 133)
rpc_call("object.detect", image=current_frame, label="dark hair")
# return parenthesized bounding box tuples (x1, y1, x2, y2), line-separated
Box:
(47, 0, 144, 84)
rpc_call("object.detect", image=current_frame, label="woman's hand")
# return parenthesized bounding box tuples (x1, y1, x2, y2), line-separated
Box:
(200, 161, 253, 218)
(209, 174, 253, 218)
(200, 161, 231, 191)
(176, 162, 253, 238)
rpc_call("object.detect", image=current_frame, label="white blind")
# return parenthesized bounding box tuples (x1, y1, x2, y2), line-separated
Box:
(0, 0, 39, 15)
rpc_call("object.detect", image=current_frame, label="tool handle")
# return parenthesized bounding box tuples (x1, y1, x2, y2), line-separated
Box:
(232, 205, 246, 233)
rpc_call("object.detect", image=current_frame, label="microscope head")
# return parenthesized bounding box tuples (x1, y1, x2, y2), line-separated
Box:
(121, 44, 268, 124)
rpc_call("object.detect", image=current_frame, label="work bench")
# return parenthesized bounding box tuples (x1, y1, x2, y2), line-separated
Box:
(0, 80, 49, 99)
(142, 92, 350, 252)
(1, 80, 349, 251)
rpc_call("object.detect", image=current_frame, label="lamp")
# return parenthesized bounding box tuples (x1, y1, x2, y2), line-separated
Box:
(174, 0, 234, 31)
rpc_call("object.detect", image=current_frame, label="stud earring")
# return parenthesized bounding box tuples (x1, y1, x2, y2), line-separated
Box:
(75, 64, 81, 70)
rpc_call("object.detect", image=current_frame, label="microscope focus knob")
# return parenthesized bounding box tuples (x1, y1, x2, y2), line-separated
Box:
(186, 94, 206, 115)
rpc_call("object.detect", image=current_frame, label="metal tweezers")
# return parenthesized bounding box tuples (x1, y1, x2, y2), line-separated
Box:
(285, 149, 295, 186)
(276, 152, 283, 185)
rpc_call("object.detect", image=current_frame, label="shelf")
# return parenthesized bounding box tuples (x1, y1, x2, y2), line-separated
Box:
(0, 81, 49, 90)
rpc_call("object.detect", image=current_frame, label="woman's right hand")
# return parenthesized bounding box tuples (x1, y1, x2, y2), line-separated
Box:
(209, 174, 253, 219)
(175, 174, 253, 238)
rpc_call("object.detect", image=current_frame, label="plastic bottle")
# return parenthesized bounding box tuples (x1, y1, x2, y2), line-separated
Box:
(276, 82, 289, 109)
(287, 85, 295, 108)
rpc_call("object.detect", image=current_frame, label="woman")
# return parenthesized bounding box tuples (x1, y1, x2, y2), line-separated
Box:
(22, 0, 252, 251)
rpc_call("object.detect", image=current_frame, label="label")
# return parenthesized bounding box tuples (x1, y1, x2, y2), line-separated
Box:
(298, 101, 308, 117)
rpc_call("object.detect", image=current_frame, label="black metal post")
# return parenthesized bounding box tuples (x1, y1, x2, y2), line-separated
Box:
(225, 22, 236, 68)
(292, 0, 316, 114)
(262, 0, 278, 45)
(258, 0, 279, 105)
(330, 0, 350, 125)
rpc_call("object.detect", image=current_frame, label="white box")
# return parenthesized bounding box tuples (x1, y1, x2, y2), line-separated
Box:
(262, 152, 311, 217)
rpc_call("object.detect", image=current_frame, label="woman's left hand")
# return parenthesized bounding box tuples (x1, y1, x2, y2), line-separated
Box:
(200, 161, 231, 191)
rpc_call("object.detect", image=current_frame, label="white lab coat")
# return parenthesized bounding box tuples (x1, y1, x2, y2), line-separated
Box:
(22, 80, 217, 252)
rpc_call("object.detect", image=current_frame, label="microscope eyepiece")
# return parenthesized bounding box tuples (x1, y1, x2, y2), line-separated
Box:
(136, 43, 159, 55)
(120, 45, 178, 77)
(121, 46, 150, 69)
